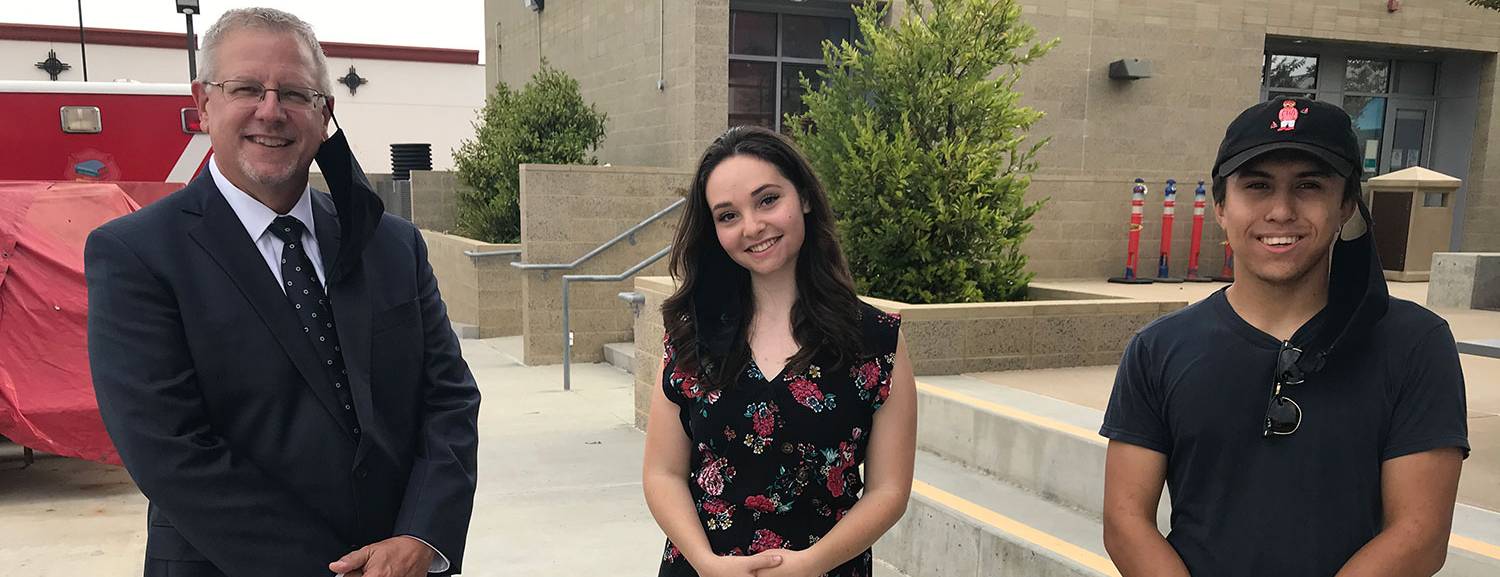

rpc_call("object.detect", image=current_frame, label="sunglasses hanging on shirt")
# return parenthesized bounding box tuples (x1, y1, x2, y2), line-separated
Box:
(1263, 341, 1307, 437)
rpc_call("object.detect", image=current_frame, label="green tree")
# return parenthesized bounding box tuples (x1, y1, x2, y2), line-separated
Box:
(790, 0, 1056, 303)
(452, 65, 607, 243)
(1469, 0, 1500, 11)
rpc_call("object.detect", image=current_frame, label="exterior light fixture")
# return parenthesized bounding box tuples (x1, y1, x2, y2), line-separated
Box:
(1108, 58, 1152, 80)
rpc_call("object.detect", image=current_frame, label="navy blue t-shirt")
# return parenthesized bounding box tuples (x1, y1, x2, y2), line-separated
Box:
(1100, 288, 1468, 577)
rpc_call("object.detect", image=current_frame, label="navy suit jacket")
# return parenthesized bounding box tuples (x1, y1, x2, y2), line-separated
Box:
(85, 173, 481, 576)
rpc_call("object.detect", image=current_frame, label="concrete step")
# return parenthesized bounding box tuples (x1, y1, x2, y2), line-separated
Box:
(603, 342, 635, 374)
(450, 320, 479, 340)
(878, 450, 1117, 577)
(916, 375, 1118, 519)
(911, 375, 1500, 575)
(873, 558, 909, 577)
(1447, 505, 1500, 576)
(1458, 338, 1500, 359)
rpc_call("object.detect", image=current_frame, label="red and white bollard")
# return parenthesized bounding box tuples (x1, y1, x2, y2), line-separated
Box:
(1108, 178, 1153, 284)
(1184, 180, 1215, 282)
(1215, 242, 1235, 282)
(1151, 179, 1184, 283)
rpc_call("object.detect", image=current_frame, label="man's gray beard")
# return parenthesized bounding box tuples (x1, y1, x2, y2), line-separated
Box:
(239, 157, 306, 192)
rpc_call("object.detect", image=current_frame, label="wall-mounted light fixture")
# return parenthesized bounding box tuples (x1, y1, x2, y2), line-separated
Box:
(523, 0, 544, 12)
(1108, 58, 1152, 80)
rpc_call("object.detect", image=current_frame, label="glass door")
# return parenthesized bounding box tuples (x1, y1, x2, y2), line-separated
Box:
(1382, 99, 1435, 173)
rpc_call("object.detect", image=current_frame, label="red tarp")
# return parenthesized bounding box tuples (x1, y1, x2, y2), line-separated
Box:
(0, 181, 144, 465)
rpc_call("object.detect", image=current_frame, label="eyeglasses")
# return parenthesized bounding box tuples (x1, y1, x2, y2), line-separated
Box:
(206, 80, 327, 110)
(1263, 341, 1306, 437)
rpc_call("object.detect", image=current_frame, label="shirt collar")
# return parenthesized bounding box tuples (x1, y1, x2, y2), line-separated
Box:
(209, 155, 316, 243)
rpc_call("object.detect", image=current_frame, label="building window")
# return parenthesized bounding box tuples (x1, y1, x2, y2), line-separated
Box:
(1344, 58, 1390, 93)
(1342, 58, 1390, 178)
(1264, 53, 1318, 101)
(729, 60, 776, 128)
(729, 8, 851, 132)
(1342, 95, 1387, 177)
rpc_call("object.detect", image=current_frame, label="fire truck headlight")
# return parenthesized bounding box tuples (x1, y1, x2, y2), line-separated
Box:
(61, 106, 103, 134)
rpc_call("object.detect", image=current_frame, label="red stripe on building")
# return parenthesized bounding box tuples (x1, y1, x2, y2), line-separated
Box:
(1, 23, 187, 49)
(322, 42, 477, 64)
(0, 23, 478, 65)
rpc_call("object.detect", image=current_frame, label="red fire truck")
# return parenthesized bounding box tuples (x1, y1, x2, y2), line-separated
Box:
(1, 80, 213, 465)
(0, 80, 210, 191)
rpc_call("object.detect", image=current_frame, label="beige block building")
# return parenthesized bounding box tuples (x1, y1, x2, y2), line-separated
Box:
(486, 0, 1500, 280)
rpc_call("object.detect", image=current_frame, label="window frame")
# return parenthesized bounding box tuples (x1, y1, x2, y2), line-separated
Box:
(1262, 52, 1321, 94)
(728, 3, 857, 132)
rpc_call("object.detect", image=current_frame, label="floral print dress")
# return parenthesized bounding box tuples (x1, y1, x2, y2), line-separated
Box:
(658, 303, 901, 577)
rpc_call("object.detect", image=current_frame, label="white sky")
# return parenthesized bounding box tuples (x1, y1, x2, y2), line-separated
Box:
(2, 1, 484, 59)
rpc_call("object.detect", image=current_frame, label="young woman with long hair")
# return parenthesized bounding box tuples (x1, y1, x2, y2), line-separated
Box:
(642, 126, 917, 577)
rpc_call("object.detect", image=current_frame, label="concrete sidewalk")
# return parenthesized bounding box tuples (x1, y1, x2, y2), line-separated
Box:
(0, 336, 902, 576)
(0, 336, 662, 576)
(460, 337, 664, 575)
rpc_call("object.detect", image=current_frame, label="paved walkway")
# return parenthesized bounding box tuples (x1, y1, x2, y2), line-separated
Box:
(0, 337, 663, 576)
(0, 336, 902, 576)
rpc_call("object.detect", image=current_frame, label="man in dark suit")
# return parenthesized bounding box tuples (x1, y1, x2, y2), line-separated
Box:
(85, 8, 480, 577)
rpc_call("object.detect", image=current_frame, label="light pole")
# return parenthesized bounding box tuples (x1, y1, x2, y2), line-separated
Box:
(176, 1, 201, 81)
(77, 0, 89, 81)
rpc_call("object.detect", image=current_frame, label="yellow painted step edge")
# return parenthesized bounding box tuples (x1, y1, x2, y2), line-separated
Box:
(911, 479, 1122, 577)
(1451, 534, 1500, 562)
(914, 380, 1500, 563)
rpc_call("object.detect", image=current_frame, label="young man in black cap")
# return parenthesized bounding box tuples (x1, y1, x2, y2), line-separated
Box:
(1099, 98, 1469, 577)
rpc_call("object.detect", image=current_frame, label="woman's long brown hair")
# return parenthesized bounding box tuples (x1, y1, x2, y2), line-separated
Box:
(662, 126, 863, 392)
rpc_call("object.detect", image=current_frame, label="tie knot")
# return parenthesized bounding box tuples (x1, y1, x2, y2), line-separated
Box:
(269, 216, 306, 244)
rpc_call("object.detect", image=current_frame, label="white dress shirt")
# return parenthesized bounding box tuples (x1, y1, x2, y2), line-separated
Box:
(209, 156, 450, 574)
(210, 157, 327, 292)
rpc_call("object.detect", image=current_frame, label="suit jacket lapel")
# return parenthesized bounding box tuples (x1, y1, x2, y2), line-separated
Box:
(312, 192, 375, 463)
(185, 177, 353, 439)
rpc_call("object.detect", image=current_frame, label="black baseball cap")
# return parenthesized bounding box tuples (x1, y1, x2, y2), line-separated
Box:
(1212, 97, 1361, 179)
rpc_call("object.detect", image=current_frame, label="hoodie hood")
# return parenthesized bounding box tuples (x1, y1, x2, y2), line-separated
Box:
(1291, 191, 1387, 376)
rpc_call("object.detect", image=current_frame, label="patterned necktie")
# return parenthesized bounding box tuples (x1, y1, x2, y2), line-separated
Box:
(267, 215, 361, 439)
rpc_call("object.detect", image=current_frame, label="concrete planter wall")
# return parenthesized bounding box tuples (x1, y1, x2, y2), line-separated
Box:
(420, 230, 522, 338)
(517, 165, 688, 365)
(862, 283, 1185, 375)
(629, 276, 1185, 429)
(409, 170, 467, 233)
(1429, 252, 1500, 310)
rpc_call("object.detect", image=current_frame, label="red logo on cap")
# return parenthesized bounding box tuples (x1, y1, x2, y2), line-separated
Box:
(1273, 99, 1310, 132)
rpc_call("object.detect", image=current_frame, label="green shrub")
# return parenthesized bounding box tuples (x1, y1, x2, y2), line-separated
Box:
(453, 65, 607, 243)
(790, 0, 1055, 303)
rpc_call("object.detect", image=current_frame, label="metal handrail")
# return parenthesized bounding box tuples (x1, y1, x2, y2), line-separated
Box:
(462, 248, 522, 257)
(558, 244, 672, 391)
(511, 197, 685, 277)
